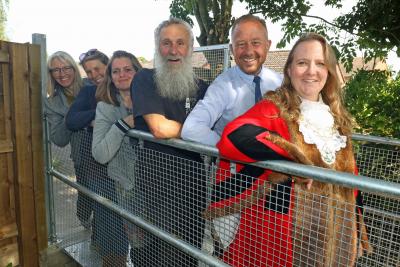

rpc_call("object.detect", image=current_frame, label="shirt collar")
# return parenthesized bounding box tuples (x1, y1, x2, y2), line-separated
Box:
(234, 65, 264, 85)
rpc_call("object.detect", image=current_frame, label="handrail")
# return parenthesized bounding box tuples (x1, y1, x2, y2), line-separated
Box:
(352, 133, 400, 146)
(127, 129, 400, 199)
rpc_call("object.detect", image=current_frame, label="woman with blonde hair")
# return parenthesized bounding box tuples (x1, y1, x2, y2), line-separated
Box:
(206, 33, 371, 266)
(45, 51, 82, 146)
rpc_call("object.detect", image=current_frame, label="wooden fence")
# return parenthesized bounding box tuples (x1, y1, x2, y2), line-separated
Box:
(0, 40, 46, 267)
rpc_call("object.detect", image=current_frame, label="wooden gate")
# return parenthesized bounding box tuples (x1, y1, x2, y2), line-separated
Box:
(0, 41, 46, 267)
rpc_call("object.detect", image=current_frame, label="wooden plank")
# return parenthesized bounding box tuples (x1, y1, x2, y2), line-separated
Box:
(0, 140, 13, 153)
(10, 42, 39, 267)
(0, 222, 18, 241)
(0, 42, 16, 233)
(29, 44, 47, 254)
(0, 48, 9, 63)
(1, 44, 13, 151)
(0, 42, 18, 266)
(0, 45, 15, 213)
(0, 154, 12, 225)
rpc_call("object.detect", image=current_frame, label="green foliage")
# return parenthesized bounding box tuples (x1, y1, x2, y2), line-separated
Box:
(170, 0, 399, 72)
(242, 0, 400, 72)
(170, 0, 234, 46)
(344, 70, 400, 138)
(336, 0, 400, 56)
(0, 0, 9, 40)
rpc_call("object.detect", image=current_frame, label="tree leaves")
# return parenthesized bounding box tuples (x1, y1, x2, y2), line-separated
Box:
(169, 0, 399, 72)
(344, 70, 400, 138)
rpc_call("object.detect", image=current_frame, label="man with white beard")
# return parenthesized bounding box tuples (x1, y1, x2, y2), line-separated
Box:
(130, 18, 209, 267)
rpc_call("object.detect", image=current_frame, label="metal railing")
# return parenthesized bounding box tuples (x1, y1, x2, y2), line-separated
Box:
(47, 127, 400, 267)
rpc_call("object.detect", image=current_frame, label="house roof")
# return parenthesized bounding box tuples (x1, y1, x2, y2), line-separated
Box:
(339, 57, 388, 80)
(263, 50, 290, 74)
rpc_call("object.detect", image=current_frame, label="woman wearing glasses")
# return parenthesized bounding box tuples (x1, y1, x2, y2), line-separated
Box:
(44, 50, 101, 241)
(45, 51, 95, 228)
(45, 51, 82, 147)
(91, 50, 144, 266)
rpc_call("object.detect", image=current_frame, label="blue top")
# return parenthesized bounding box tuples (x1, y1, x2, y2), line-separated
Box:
(65, 85, 97, 131)
(181, 65, 282, 146)
(131, 68, 208, 158)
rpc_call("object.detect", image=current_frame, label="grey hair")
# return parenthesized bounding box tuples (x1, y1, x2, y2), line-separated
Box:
(154, 17, 194, 49)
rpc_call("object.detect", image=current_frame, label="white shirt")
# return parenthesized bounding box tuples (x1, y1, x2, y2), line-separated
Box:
(182, 65, 282, 146)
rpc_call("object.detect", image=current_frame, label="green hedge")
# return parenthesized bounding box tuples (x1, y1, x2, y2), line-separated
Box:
(344, 70, 400, 138)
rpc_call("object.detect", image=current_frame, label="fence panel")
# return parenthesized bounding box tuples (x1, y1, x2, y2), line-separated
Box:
(193, 44, 230, 84)
(352, 137, 400, 267)
(48, 128, 400, 267)
(0, 41, 44, 267)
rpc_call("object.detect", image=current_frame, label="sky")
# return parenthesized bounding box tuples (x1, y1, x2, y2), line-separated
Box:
(6, 0, 400, 71)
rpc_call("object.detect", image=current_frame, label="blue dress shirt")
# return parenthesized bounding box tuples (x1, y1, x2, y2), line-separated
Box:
(181, 65, 282, 146)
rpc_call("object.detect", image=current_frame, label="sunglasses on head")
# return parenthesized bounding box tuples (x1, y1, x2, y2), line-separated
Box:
(79, 49, 98, 62)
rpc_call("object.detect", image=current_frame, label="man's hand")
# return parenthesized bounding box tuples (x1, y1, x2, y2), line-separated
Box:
(143, 113, 182, 139)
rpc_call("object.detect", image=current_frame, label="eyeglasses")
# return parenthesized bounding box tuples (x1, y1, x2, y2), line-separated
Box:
(79, 49, 98, 62)
(111, 67, 135, 76)
(49, 66, 74, 75)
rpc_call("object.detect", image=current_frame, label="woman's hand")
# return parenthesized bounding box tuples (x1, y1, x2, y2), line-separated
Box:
(294, 177, 313, 190)
(123, 115, 134, 128)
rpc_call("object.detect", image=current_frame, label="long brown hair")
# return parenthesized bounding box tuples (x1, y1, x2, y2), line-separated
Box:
(95, 50, 142, 106)
(269, 32, 354, 136)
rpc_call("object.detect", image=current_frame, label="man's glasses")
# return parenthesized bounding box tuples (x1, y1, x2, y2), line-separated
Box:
(79, 49, 98, 62)
(49, 66, 73, 75)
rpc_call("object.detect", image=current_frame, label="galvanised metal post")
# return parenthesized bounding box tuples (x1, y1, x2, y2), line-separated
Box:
(32, 33, 57, 243)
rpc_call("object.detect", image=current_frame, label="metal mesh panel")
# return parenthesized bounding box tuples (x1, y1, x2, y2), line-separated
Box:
(124, 141, 209, 266)
(51, 130, 131, 266)
(355, 144, 400, 183)
(192, 45, 230, 85)
(353, 143, 400, 267)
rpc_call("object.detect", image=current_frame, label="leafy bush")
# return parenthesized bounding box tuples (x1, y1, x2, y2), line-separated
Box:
(344, 70, 400, 138)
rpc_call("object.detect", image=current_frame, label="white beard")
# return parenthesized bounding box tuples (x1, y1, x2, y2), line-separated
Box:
(154, 51, 198, 101)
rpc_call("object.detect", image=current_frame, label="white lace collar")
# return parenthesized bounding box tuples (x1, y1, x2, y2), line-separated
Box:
(298, 96, 347, 165)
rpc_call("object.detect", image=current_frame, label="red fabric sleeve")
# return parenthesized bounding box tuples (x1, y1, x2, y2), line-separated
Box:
(217, 100, 292, 162)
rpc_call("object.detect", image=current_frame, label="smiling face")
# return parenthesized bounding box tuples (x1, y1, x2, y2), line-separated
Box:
(288, 40, 328, 101)
(158, 24, 191, 69)
(49, 58, 75, 88)
(231, 20, 271, 75)
(111, 57, 136, 91)
(83, 59, 107, 86)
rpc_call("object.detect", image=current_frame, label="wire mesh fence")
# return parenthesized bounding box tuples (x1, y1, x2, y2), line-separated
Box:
(192, 44, 230, 85)
(352, 141, 400, 267)
(47, 128, 400, 267)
